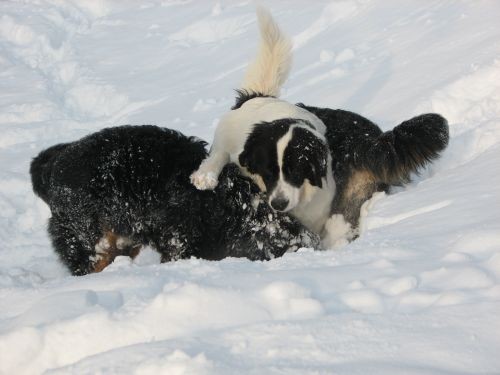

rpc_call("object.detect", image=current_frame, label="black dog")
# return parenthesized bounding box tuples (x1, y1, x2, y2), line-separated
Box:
(30, 125, 319, 275)
(297, 104, 449, 246)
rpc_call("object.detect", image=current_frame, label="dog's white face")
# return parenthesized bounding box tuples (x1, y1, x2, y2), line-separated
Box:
(238, 119, 329, 212)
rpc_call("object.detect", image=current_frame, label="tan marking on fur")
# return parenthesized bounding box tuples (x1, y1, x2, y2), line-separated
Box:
(129, 244, 143, 259)
(91, 231, 142, 273)
(300, 179, 317, 205)
(241, 167, 266, 191)
(92, 231, 119, 273)
(344, 170, 377, 202)
(93, 254, 113, 273)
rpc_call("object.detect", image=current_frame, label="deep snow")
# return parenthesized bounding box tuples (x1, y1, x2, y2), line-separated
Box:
(1, 1, 499, 374)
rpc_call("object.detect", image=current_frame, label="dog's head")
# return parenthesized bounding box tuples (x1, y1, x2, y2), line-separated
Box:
(238, 119, 329, 212)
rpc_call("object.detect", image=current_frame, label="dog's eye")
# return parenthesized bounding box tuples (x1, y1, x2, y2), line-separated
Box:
(262, 168, 275, 181)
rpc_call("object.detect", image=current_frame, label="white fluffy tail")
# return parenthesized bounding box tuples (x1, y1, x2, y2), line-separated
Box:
(240, 6, 292, 97)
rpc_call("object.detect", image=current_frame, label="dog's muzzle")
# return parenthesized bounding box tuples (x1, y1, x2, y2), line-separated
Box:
(270, 196, 289, 211)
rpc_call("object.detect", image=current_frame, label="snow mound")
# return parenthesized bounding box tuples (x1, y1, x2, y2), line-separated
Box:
(1, 1, 499, 374)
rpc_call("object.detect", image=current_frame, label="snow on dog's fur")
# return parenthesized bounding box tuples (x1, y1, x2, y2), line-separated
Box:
(30, 125, 319, 275)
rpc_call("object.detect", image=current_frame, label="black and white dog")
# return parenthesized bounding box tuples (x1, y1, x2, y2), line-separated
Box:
(30, 125, 319, 275)
(190, 7, 333, 232)
(191, 7, 449, 247)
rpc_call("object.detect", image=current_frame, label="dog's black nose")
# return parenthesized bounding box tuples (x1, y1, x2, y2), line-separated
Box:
(270, 197, 289, 211)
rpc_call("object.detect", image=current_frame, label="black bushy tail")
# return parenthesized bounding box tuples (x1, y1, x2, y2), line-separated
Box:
(366, 113, 449, 184)
(30, 143, 70, 203)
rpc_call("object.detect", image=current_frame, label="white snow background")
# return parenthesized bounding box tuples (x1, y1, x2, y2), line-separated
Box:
(1, 1, 499, 374)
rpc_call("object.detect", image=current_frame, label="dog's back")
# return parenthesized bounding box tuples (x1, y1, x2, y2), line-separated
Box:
(301, 106, 449, 185)
(31, 125, 318, 275)
(299, 104, 449, 246)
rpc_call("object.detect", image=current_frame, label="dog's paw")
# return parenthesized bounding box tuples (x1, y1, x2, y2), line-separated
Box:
(322, 214, 356, 249)
(190, 170, 219, 190)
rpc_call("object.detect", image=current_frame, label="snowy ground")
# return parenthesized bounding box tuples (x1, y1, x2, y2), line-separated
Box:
(1, 1, 499, 374)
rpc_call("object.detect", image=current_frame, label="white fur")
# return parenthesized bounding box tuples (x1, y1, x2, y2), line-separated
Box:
(190, 97, 325, 190)
(322, 214, 356, 249)
(269, 128, 299, 211)
(190, 170, 218, 190)
(191, 8, 325, 190)
(241, 6, 292, 97)
(290, 154, 336, 235)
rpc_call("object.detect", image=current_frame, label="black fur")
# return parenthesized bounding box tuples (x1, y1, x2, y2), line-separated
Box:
(30, 143, 70, 203)
(30, 125, 319, 275)
(238, 119, 290, 193)
(298, 104, 449, 232)
(231, 89, 274, 110)
(283, 127, 328, 189)
(238, 118, 327, 193)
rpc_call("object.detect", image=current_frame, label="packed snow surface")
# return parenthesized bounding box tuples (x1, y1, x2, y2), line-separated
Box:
(1, 1, 499, 374)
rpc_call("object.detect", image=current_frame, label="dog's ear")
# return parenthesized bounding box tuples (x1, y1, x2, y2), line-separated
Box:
(238, 134, 264, 172)
(238, 149, 250, 168)
(307, 163, 323, 188)
(304, 152, 324, 188)
(290, 127, 328, 188)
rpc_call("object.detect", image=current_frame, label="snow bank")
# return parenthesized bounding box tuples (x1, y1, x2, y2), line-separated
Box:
(1, 1, 499, 374)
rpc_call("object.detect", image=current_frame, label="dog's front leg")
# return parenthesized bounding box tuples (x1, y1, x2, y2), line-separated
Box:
(321, 214, 357, 249)
(190, 150, 229, 190)
(191, 112, 241, 190)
